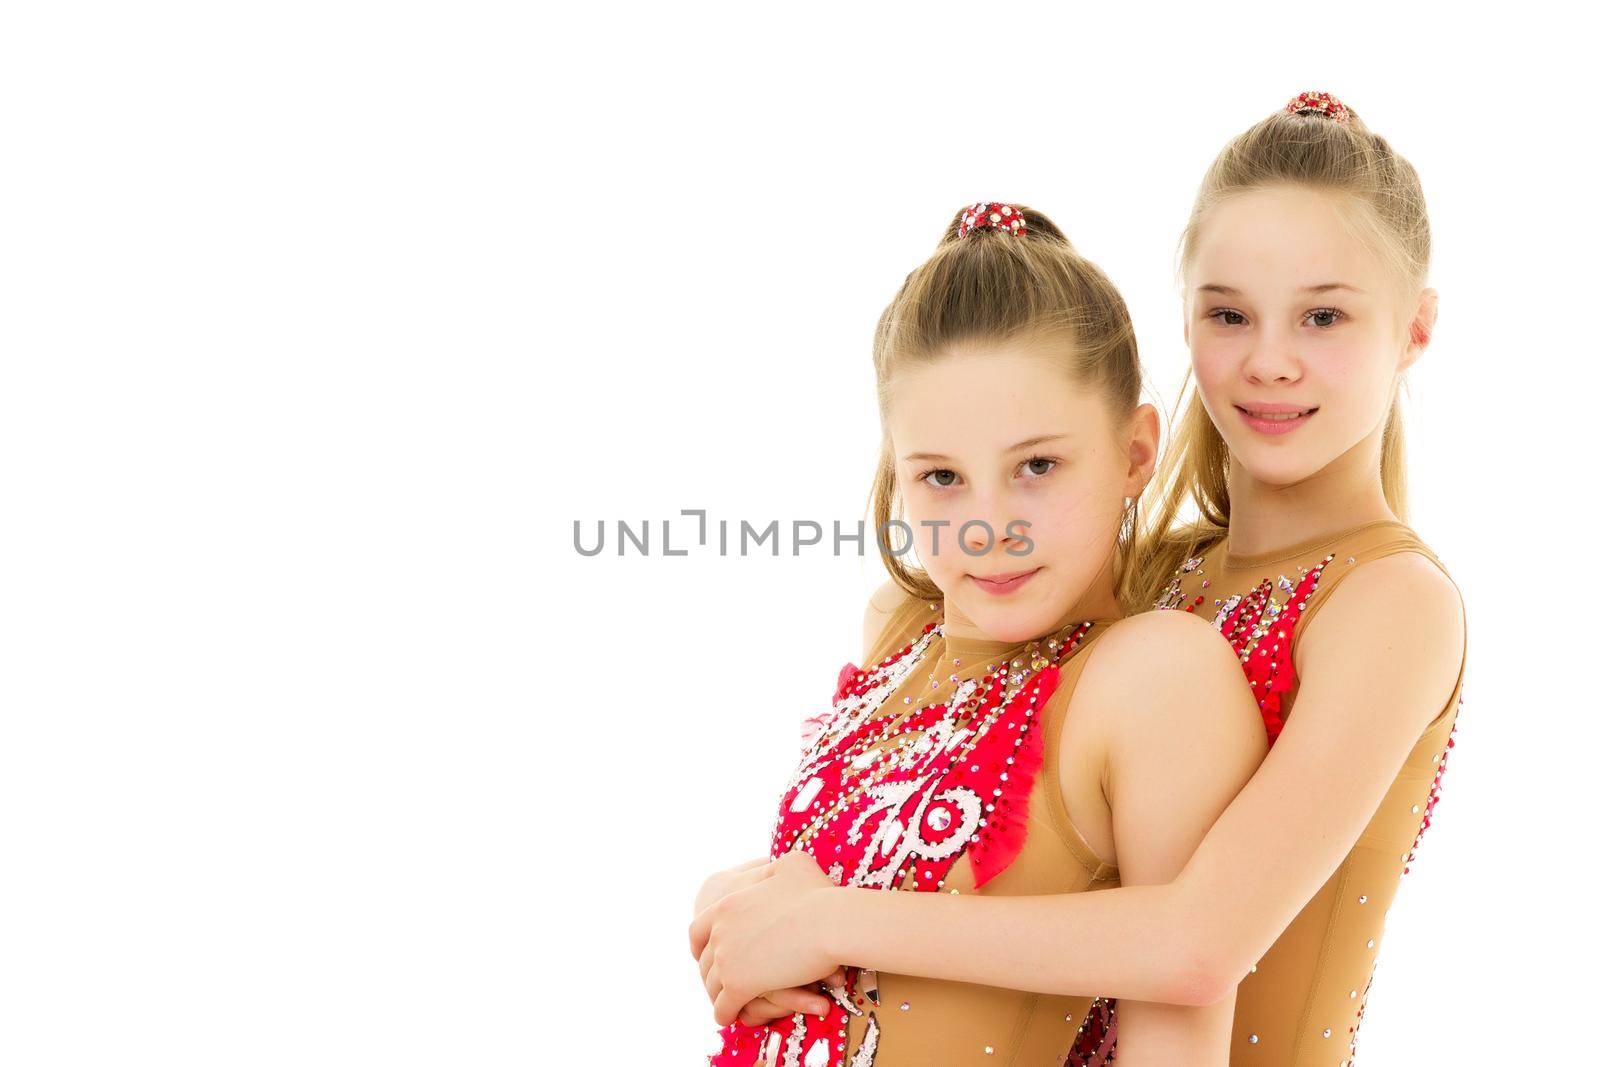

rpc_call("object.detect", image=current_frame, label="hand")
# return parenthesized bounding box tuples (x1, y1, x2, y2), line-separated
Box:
(690, 857, 848, 1026)
(692, 856, 771, 918)
(688, 851, 842, 1027)
(730, 966, 850, 1027)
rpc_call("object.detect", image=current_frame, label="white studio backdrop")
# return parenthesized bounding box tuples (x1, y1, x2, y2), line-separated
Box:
(1, 2, 1591, 1064)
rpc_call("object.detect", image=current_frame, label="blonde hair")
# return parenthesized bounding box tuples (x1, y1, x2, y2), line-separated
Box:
(866, 204, 1147, 609)
(1130, 98, 1432, 607)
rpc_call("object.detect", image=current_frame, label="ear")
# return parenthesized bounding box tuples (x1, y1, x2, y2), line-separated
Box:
(1122, 402, 1161, 498)
(1400, 287, 1438, 371)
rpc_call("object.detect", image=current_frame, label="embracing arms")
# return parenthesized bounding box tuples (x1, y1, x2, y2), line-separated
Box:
(808, 554, 1464, 1004)
(692, 553, 1465, 1016)
(1064, 609, 1267, 1062)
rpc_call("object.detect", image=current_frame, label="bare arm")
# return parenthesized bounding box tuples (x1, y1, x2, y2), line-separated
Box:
(811, 554, 1465, 1006)
(1082, 613, 1267, 1063)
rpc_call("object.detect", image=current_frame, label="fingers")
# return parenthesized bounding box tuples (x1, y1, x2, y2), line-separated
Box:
(737, 997, 790, 1028)
(687, 905, 713, 960)
(736, 991, 832, 1023)
(700, 937, 716, 986)
(736, 986, 832, 1027)
(688, 862, 773, 960)
(714, 985, 747, 1029)
(703, 957, 722, 1010)
(824, 966, 848, 991)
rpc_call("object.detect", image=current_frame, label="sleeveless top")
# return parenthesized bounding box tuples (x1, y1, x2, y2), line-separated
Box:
(1074, 519, 1466, 1067)
(707, 595, 1124, 1067)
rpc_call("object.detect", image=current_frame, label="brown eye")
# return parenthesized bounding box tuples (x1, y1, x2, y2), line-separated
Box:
(1307, 308, 1345, 328)
(1210, 309, 1246, 326)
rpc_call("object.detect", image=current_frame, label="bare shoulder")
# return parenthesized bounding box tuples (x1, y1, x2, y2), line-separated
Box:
(1062, 612, 1266, 881)
(862, 578, 915, 664)
(1073, 611, 1264, 750)
(1080, 611, 1246, 704)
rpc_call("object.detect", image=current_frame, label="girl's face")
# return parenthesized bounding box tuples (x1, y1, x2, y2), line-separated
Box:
(1184, 185, 1431, 490)
(886, 343, 1156, 642)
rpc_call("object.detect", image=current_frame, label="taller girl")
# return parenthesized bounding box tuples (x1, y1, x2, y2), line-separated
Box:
(693, 91, 1468, 1067)
(1114, 86, 1468, 1063)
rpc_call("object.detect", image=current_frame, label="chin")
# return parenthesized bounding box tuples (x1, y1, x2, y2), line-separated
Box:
(966, 601, 1055, 642)
(1229, 447, 1330, 489)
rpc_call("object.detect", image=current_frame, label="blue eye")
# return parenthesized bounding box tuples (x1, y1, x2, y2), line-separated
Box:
(1306, 308, 1345, 328)
(1020, 456, 1057, 479)
(919, 469, 958, 488)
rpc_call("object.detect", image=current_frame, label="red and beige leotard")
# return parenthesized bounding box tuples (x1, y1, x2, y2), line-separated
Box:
(707, 598, 1123, 1067)
(1074, 518, 1466, 1067)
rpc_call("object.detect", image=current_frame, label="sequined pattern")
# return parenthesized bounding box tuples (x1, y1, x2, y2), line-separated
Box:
(1157, 552, 1335, 744)
(708, 618, 1095, 1066)
(1074, 529, 1465, 1067)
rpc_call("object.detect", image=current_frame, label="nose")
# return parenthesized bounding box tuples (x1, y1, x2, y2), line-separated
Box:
(961, 518, 991, 556)
(960, 494, 1021, 559)
(1240, 324, 1303, 386)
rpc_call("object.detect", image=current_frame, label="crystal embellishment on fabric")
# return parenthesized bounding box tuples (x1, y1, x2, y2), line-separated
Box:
(826, 981, 863, 1018)
(710, 614, 1095, 1067)
(781, 1016, 807, 1067)
(790, 777, 825, 812)
(1157, 551, 1337, 743)
(848, 1014, 880, 1067)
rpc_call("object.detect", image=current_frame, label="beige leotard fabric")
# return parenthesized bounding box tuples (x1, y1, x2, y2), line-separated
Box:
(833, 596, 1123, 1066)
(1154, 518, 1466, 1065)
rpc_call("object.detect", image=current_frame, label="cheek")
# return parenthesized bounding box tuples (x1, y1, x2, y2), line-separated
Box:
(904, 493, 1001, 573)
(1025, 472, 1124, 552)
(1189, 337, 1234, 401)
(903, 496, 953, 569)
(1317, 334, 1394, 413)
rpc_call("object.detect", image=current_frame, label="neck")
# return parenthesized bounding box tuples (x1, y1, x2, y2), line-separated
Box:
(1224, 424, 1398, 558)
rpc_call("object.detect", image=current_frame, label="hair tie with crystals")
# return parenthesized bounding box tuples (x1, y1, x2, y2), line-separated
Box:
(1284, 90, 1352, 125)
(958, 202, 1027, 239)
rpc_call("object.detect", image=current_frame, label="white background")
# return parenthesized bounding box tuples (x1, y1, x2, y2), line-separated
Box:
(2, 2, 1591, 1063)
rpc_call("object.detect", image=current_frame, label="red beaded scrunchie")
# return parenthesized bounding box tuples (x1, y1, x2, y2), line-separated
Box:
(1284, 90, 1352, 125)
(958, 202, 1027, 239)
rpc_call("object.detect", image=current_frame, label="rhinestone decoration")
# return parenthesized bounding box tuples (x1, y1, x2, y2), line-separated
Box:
(1139, 529, 1466, 1067)
(1065, 996, 1117, 1065)
(847, 1015, 879, 1067)
(957, 201, 1027, 239)
(709, 613, 1097, 1066)
(1284, 89, 1353, 125)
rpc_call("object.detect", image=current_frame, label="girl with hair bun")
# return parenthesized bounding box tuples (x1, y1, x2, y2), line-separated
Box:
(695, 199, 1271, 1065)
(690, 91, 1467, 1067)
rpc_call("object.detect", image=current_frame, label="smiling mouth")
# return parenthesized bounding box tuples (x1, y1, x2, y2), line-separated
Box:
(1237, 405, 1318, 420)
(969, 567, 1041, 592)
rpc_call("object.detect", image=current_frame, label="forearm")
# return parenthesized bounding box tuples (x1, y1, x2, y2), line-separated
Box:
(815, 880, 1238, 1006)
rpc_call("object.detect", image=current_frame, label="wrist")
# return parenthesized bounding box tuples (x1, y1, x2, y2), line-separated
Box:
(808, 883, 857, 962)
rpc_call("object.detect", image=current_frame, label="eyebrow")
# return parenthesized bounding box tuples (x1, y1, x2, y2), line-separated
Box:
(902, 433, 1071, 464)
(1197, 282, 1366, 296)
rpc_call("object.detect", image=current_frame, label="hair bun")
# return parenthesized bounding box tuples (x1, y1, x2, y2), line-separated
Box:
(1284, 90, 1352, 125)
(957, 202, 1028, 239)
